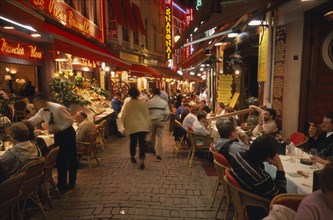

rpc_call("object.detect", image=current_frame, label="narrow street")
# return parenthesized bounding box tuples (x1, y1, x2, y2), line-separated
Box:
(32, 127, 226, 220)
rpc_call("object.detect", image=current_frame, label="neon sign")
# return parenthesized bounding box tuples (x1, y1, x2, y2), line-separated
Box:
(196, 0, 202, 10)
(0, 38, 43, 60)
(30, 0, 103, 42)
(165, 0, 172, 60)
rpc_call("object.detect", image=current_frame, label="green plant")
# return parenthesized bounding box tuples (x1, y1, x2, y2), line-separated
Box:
(50, 77, 90, 107)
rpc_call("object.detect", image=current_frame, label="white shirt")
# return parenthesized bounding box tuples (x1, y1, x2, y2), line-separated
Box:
(146, 95, 170, 120)
(182, 113, 197, 130)
(29, 102, 74, 132)
(193, 120, 210, 136)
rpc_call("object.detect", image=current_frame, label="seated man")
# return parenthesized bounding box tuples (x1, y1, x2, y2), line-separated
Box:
(214, 120, 249, 162)
(75, 111, 97, 142)
(229, 135, 286, 219)
(230, 134, 286, 199)
(307, 112, 333, 154)
(182, 104, 199, 131)
(0, 122, 41, 183)
(199, 100, 211, 113)
(250, 105, 278, 136)
(193, 110, 210, 136)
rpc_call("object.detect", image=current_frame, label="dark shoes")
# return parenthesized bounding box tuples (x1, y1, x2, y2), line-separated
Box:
(156, 156, 162, 161)
(131, 157, 137, 163)
(140, 163, 145, 170)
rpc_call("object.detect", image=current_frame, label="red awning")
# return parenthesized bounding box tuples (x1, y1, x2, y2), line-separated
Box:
(179, 48, 209, 69)
(151, 67, 182, 79)
(130, 64, 161, 78)
(183, 74, 205, 82)
(44, 23, 131, 69)
(123, 0, 138, 32)
(110, 0, 127, 27)
(132, 3, 146, 35)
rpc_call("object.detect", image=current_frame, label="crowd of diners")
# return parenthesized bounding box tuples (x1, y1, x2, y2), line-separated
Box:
(0, 87, 332, 219)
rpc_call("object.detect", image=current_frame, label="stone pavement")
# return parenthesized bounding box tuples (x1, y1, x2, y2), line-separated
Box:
(31, 127, 229, 220)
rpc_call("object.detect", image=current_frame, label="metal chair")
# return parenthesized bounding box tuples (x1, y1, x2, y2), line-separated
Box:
(224, 168, 270, 220)
(0, 172, 26, 220)
(18, 157, 47, 220)
(77, 131, 100, 167)
(40, 146, 61, 208)
(187, 130, 213, 167)
(209, 145, 232, 220)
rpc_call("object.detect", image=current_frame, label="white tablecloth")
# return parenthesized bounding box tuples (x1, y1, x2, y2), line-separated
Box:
(37, 134, 55, 147)
(265, 154, 324, 195)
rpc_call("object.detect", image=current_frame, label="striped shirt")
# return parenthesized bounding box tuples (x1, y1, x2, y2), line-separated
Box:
(230, 152, 286, 199)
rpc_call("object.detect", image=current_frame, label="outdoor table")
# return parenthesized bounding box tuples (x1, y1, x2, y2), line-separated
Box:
(265, 150, 324, 195)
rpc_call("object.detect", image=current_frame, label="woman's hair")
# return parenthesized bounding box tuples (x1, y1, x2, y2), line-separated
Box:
(320, 162, 333, 193)
(217, 102, 225, 109)
(128, 87, 140, 99)
(9, 122, 29, 142)
(245, 134, 280, 162)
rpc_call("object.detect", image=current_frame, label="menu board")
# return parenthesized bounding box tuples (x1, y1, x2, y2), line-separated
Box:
(258, 27, 268, 82)
(272, 26, 286, 120)
(217, 74, 233, 104)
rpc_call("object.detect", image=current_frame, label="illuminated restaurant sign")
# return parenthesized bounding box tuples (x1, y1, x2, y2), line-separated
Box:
(165, 0, 172, 60)
(30, 0, 103, 42)
(185, 8, 193, 59)
(0, 38, 43, 60)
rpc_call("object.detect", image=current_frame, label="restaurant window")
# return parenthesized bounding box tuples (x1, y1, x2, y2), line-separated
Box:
(145, 19, 149, 50)
(123, 27, 129, 42)
(133, 32, 139, 45)
(80, 0, 88, 18)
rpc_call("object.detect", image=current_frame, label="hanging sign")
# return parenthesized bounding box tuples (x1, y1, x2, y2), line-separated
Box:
(257, 27, 268, 82)
(0, 37, 43, 60)
(165, 0, 172, 60)
(30, 0, 103, 42)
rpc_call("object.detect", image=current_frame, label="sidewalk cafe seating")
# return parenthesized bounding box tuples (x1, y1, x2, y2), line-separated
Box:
(77, 131, 100, 167)
(18, 157, 47, 220)
(40, 146, 61, 208)
(224, 168, 270, 220)
(209, 145, 232, 220)
(270, 193, 306, 212)
(173, 119, 188, 157)
(96, 120, 107, 150)
(0, 172, 26, 220)
(187, 131, 213, 167)
(287, 132, 308, 149)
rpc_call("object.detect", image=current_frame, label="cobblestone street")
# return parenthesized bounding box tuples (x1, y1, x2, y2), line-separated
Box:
(31, 127, 227, 220)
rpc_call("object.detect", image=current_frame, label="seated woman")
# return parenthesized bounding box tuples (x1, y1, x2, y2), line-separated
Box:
(193, 110, 210, 136)
(215, 102, 225, 116)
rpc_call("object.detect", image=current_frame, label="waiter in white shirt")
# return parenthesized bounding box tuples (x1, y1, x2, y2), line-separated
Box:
(29, 93, 77, 193)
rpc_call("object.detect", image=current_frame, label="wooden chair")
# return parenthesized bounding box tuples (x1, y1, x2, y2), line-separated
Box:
(270, 193, 306, 212)
(40, 146, 61, 208)
(224, 168, 270, 220)
(96, 120, 107, 150)
(77, 131, 100, 167)
(187, 130, 213, 167)
(173, 120, 188, 157)
(209, 145, 232, 220)
(13, 100, 28, 121)
(18, 157, 47, 220)
(0, 172, 26, 220)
